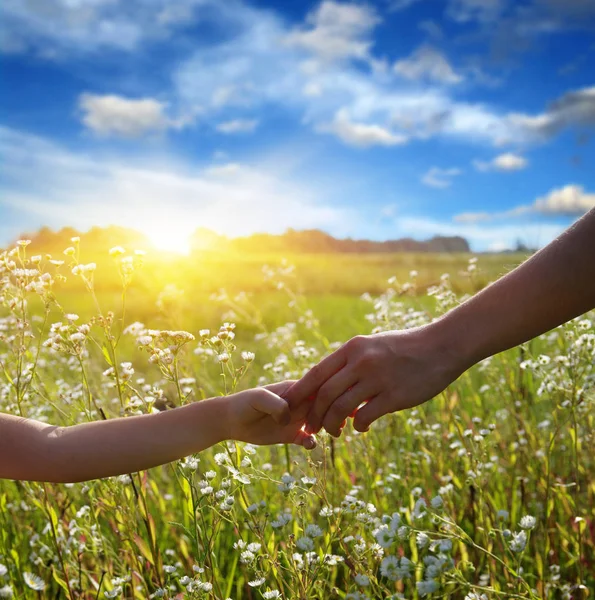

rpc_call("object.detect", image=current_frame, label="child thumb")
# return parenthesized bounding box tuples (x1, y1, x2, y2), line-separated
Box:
(252, 390, 291, 426)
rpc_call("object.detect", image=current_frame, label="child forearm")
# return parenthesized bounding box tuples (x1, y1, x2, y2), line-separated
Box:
(0, 398, 228, 483)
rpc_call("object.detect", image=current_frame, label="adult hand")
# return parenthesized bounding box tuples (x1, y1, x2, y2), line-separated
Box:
(286, 326, 466, 437)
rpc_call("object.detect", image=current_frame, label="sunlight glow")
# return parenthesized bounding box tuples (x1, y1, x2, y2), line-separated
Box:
(142, 223, 193, 255)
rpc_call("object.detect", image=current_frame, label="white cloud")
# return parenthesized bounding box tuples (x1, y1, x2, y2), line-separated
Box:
(473, 152, 528, 172)
(0, 0, 209, 56)
(170, 2, 595, 150)
(418, 20, 444, 40)
(493, 153, 527, 171)
(387, 0, 425, 11)
(174, 5, 305, 111)
(454, 184, 595, 223)
(421, 167, 462, 188)
(535, 184, 595, 215)
(216, 119, 259, 134)
(454, 211, 491, 223)
(203, 163, 242, 177)
(5, 0, 594, 154)
(381, 204, 398, 218)
(318, 110, 408, 147)
(447, 0, 506, 23)
(283, 1, 380, 64)
(0, 126, 350, 242)
(20, 0, 586, 151)
(156, 2, 204, 26)
(303, 81, 323, 97)
(394, 45, 463, 85)
(79, 94, 172, 137)
(174, 8, 516, 149)
(480, 0, 595, 60)
(506, 86, 595, 141)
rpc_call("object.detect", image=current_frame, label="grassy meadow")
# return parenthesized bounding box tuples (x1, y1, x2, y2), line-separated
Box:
(0, 239, 593, 599)
(43, 249, 528, 337)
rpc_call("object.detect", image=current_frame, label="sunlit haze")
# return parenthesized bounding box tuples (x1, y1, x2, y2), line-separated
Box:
(143, 223, 193, 255)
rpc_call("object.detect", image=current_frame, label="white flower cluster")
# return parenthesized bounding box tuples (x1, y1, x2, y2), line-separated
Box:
(43, 318, 92, 356)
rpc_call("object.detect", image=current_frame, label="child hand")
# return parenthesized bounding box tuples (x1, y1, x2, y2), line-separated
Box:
(222, 382, 316, 449)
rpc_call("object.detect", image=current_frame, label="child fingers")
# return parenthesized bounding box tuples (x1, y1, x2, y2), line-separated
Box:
(252, 390, 291, 426)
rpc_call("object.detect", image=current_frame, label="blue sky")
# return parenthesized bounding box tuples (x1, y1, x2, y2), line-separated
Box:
(1, 0, 594, 252)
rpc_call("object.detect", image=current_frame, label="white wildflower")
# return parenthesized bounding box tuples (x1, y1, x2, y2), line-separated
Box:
(412, 498, 427, 520)
(380, 556, 412, 581)
(417, 579, 439, 596)
(305, 524, 322, 538)
(509, 530, 528, 553)
(430, 495, 443, 509)
(0, 585, 13, 598)
(374, 525, 395, 548)
(23, 573, 45, 591)
(296, 536, 314, 552)
(519, 515, 536, 530)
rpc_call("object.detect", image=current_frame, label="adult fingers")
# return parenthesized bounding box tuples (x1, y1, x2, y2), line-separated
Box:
(305, 368, 358, 434)
(322, 383, 377, 437)
(292, 428, 317, 450)
(251, 390, 291, 426)
(352, 394, 391, 432)
(284, 349, 347, 409)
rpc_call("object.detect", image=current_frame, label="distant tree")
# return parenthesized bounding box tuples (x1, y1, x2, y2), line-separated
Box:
(7, 224, 471, 256)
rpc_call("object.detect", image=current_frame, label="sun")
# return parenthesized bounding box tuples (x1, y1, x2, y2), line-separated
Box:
(142, 223, 192, 255)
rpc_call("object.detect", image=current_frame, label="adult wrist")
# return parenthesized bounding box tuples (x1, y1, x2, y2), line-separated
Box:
(427, 311, 480, 378)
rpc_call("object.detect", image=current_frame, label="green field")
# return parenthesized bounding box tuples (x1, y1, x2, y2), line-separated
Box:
(44, 250, 529, 335)
(1, 244, 593, 599)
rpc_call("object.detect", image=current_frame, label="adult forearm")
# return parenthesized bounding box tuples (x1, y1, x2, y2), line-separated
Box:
(435, 208, 595, 369)
(31, 399, 227, 483)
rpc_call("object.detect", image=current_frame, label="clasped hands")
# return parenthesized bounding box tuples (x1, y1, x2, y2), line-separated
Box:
(288, 327, 463, 438)
(251, 326, 465, 447)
